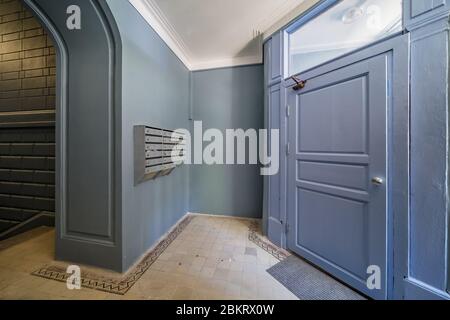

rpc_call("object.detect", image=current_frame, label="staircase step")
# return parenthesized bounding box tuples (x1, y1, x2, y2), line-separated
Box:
(0, 127, 55, 143)
(0, 119, 56, 239)
(0, 156, 55, 170)
(0, 213, 54, 241)
(0, 207, 42, 222)
(0, 181, 55, 198)
(0, 169, 55, 184)
(0, 110, 55, 128)
(0, 219, 19, 233)
(0, 194, 54, 212)
(0, 143, 55, 157)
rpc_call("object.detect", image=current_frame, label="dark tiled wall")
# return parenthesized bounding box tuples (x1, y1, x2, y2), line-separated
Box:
(0, 0, 55, 234)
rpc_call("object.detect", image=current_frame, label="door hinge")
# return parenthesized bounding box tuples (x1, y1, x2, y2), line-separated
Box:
(285, 223, 290, 234)
(286, 104, 290, 117)
(286, 142, 290, 155)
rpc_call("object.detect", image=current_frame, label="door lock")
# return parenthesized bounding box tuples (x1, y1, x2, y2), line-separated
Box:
(371, 177, 384, 186)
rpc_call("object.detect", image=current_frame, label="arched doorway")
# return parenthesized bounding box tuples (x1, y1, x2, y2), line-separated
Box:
(0, 0, 56, 240)
(3, 0, 124, 272)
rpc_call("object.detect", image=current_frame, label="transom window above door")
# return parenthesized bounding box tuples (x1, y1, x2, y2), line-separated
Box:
(287, 0, 403, 76)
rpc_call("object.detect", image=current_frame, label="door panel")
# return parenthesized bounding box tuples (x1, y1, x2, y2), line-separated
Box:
(298, 77, 367, 153)
(268, 84, 283, 246)
(297, 189, 368, 279)
(287, 54, 389, 300)
(270, 31, 282, 83)
(298, 162, 368, 191)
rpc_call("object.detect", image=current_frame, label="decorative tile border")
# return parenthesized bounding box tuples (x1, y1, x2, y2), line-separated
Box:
(31, 215, 194, 295)
(248, 220, 291, 261)
(32, 215, 289, 296)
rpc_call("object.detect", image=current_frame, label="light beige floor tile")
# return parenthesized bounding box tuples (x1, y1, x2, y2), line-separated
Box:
(172, 286, 195, 300)
(0, 215, 298, 300)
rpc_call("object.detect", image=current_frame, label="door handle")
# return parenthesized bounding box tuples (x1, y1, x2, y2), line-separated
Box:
(371, 177, 384, 186)
(291, 76, 307, 91)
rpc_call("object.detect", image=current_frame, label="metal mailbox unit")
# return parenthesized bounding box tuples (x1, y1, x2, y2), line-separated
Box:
(134, 125, 185, 184)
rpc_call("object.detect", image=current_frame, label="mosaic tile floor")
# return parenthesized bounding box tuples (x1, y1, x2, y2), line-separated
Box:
(0, 215, 297, 300)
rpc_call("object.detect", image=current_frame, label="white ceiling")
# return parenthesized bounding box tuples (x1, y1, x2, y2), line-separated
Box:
(129, 0, 314, 70)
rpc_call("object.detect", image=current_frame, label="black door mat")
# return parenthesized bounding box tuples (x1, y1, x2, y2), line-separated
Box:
(267, 255, 367, 300)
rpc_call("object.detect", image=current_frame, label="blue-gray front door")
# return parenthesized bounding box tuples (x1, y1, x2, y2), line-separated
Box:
(287, 53, 389, 300)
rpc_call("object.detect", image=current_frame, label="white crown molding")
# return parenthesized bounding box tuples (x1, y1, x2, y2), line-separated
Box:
(129, 0, 318, 70)
(129, 0, 265, 71)
(263, 0, 321, 39)
(255, 0, 305, 34)
(129, 0, 194, 69)
(190, 55, 263, 71)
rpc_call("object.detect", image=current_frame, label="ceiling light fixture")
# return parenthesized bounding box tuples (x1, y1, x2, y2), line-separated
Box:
(342, 6, 364, 24)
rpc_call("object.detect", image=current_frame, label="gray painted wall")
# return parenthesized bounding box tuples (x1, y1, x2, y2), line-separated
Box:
(22, 0, 450, 299)
(106, 0, 190, 270)
(401, 0, 450, 300)
(26, 0, 265, 272)
(190, 66, 264, 219)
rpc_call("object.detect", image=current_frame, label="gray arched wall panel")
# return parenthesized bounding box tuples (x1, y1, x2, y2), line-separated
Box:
(23, 0, 123, 271)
